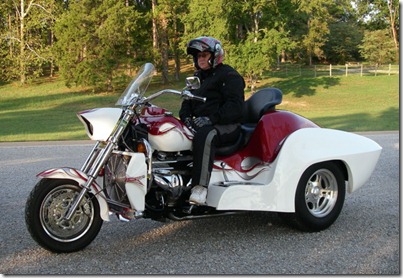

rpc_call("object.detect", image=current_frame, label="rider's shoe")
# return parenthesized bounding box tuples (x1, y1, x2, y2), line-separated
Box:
(189, 185, 207, 205)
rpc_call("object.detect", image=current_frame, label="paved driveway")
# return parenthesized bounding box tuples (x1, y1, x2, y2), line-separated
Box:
(0, 132, 399, 275)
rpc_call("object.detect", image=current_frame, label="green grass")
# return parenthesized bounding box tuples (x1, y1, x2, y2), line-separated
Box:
(0, 79, 118, 141)
(266, 75, 399, 131)
(0, 73, 399, 142)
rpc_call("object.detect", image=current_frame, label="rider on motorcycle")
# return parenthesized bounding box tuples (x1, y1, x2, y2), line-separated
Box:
(179, 36, 245, 205)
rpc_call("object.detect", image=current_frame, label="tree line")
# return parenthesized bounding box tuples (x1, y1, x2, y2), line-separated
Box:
(0, 0, 399, 90)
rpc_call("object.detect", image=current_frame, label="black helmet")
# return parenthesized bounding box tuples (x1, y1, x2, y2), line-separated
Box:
(186, 36, 224, 69)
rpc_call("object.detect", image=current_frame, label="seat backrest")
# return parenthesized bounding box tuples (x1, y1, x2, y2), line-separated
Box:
(242, 88, 283, 124)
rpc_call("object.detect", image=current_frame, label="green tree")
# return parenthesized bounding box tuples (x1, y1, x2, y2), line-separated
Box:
(359, 29, 395, 65)
(293, 0, 334, 65)
(0, 0, 397, 87)
(151, 0, 169, 84)
(224, 0, 295, 90)
(1, 0, 56, 84)
(0, 1, 15, 82)
(320, 0, 365, 64)
(324, 22, 364, 64)
(386, 0, 399, 62)
(353, 0, 399, 62)
(54, 0, 148, 89)
(163, 0, 188, 81)
(227, 29, 291, 92)
(151, 0, 187, 83)
(181, 0, 228, 44)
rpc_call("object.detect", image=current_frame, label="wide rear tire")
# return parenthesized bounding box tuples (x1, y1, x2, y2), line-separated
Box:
(25, 178, 103, 253)
(280, 162, 346, 232)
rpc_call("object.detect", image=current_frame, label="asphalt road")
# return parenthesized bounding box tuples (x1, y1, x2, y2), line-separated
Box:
(0, 131, 399, 275)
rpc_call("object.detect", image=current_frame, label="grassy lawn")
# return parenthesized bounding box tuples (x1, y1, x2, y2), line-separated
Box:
(0, 79, 118, 141)
(0, 72, 399, 142)
(268, 74, 399, 131)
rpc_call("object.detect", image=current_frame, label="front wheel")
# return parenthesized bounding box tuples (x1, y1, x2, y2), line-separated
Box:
(280, 161, 346, 232)
(25, 178, 103, 253)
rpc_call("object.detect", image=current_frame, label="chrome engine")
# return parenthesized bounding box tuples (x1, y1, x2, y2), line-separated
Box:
(152, 167, 191, 206)
(153, 169, 184, 189)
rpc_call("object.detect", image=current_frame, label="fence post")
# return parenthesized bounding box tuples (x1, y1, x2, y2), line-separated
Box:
(329, 64, 332, 77)
(361, 64, 363, 76)
(314, 65, 317, 77)
(345, 64, 348, 76)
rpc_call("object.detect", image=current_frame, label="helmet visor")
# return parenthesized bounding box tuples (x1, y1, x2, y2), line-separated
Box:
(187, 40, 210, 54)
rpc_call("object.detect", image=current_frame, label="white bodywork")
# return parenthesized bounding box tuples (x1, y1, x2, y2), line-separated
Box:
(124, 153, 148, 211)
(206, 128, 382, 212)
(148, 122, 193, 152)
(78, 108, 194, 152)
(37, 168, 111, 221)
(77, 108, 122, 141)
(74, 108, 382, 218)
(37, 152, 148, 222)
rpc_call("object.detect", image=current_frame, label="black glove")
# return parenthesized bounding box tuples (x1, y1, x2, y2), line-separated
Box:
(183, 117, 193, 129)
(193, 116, 212, 128)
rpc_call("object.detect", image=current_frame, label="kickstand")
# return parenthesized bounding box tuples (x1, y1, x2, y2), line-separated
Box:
(184, 204, 195, 214)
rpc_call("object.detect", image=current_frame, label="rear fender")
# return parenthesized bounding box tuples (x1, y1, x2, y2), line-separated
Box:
(209, 128, 381, 213)
(37, 167, 110, 221)
(270, 128, 382, 212)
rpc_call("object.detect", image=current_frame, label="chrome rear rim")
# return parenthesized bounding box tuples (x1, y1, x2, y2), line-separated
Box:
(304, 169, 338, 218)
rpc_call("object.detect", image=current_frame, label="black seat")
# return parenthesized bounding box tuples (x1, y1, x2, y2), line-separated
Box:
(242, 87, 283, 124)
(215, 88, 283, 156)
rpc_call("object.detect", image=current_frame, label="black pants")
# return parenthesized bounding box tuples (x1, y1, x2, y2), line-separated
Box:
(191, 124, 241, 186)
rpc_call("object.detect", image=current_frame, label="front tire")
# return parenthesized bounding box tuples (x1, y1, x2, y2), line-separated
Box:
(25, 179, 103, 253)
(280, 162, 346, 232)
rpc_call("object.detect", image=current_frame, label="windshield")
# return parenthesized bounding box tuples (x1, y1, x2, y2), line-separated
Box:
(116, 63, 156, 106)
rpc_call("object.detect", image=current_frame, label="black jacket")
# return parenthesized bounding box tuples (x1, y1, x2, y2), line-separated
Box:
(179, 64, 245, 125)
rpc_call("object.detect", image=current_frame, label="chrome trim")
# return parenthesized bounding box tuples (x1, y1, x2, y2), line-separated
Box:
(168, 211, 244, 221)
(81, 142, 100, 173)
(140, 138, 153, 190)
(211, 181, 264, 187)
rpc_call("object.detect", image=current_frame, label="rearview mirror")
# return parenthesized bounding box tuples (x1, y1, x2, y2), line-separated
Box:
(185, 77, 200, 90)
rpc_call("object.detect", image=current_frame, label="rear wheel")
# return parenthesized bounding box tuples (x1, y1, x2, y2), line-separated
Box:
(280, 162, 345, 232)
(25, 179, 103, 253)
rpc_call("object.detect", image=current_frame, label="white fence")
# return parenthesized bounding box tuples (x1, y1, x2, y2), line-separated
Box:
(269, 64, 399, 78)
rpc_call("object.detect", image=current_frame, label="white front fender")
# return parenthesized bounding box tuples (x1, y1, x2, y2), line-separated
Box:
(37, 167, 110, 221)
